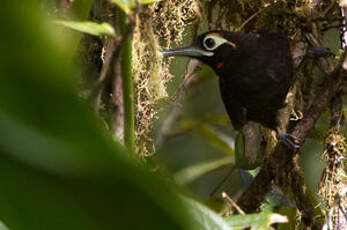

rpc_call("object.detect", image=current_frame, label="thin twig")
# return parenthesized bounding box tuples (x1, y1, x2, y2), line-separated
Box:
(94, 38, 115, 112)
(97, 38, 116, 84)
(222, 192, 245, 215)
(322, 1, 337, 17)
(237, 7, 266, 32)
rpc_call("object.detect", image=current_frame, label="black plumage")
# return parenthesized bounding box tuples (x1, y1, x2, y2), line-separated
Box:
(162, 30, 298, 149)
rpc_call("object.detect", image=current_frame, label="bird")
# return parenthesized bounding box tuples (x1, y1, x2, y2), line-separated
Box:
(162, 29, 299, 149)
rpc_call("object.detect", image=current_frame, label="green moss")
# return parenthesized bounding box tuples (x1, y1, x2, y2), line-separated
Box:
(132, 0, 201, 156)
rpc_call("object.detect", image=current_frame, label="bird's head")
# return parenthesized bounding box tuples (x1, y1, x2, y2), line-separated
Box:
(161, 30, 238, 70)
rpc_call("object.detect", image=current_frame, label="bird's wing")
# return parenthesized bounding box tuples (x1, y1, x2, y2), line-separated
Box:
(247, 30, 294, 93)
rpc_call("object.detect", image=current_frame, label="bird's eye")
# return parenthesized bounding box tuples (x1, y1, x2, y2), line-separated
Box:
(202, 34, 231, 51)
(204, 38, 216, 49)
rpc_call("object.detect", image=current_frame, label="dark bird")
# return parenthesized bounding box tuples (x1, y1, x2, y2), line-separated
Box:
(162, 30, 298, 149)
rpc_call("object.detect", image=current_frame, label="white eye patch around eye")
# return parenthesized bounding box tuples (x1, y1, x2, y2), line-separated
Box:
(202, 34, 236, 51)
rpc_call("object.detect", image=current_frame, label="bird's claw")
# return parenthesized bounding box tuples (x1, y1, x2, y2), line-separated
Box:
(306, 47, 335, 58)
(277, 132, 300, 150)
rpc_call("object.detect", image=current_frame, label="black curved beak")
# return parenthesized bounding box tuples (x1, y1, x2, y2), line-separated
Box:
(161, 46, 213, 58)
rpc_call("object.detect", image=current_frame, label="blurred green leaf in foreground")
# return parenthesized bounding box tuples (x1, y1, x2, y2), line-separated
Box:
(0, 1, 191, 229)
(224, 212, 288, 230)
(0, 221, 8, 230)
(174, 157, 234, 185)
(55, 20, 116, 37)
(0, 1, 254, 230)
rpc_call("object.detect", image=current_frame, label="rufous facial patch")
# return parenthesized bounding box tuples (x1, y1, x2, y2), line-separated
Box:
(216, 62, 224, 69)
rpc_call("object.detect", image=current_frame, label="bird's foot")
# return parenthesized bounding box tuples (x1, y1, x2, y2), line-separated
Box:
(306, 47, 335, 58)
(276, 132, 300, 150)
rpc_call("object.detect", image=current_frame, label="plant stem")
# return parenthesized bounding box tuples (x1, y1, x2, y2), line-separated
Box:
(119, 12, 135, 153)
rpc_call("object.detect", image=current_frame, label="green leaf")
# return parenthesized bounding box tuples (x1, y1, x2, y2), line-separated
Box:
(174, 157, 234, 185)
(55, 20, 116, 37)
(0, 221, 8, 230)
(202, 115, 231, 125)
(62, 0, 93, 54)
(0, 2, 193, 229)
(277, 206, 296, 230)
(109, 0, 157, 14)
(181, 196, 233, 230)
(182, 121, 234, 155)
(224, 212, 288, 230)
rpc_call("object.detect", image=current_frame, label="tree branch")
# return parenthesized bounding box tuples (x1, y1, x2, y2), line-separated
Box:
(278, 157, 324, 229)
